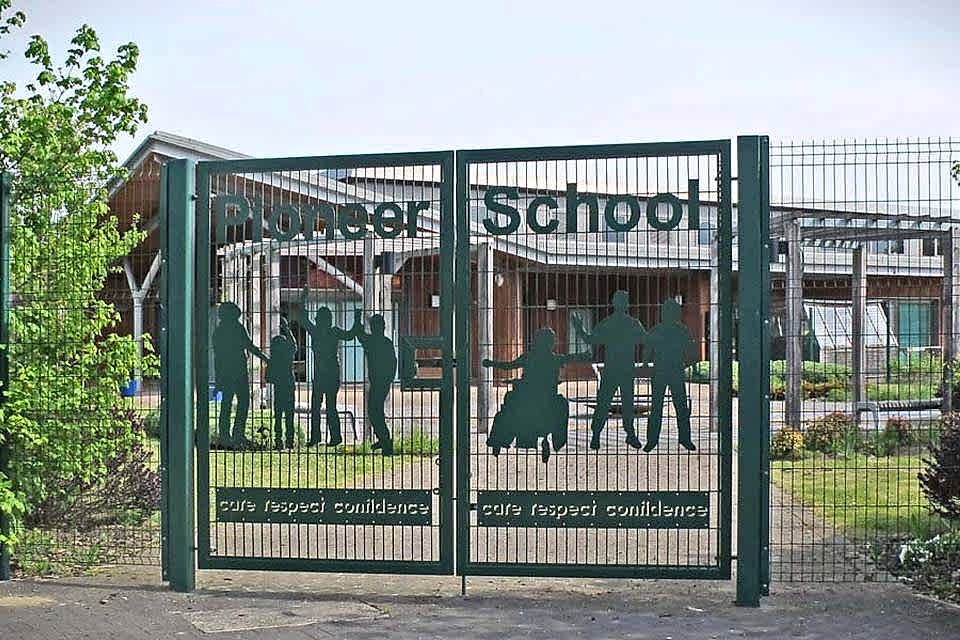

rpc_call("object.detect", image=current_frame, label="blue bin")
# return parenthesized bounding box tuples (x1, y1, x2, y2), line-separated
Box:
(120, 379, 139, 397)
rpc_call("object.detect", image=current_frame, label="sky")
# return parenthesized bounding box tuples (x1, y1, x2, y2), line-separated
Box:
(3, 0, 959, 162)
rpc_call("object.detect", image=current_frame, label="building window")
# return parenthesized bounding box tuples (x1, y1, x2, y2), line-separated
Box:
(870, 239, 905, 254)
(922, 237, 942, 257)
(895, 300, 935, 349)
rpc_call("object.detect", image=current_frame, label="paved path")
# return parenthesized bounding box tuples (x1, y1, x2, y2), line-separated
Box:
(2, 566, 959, 639)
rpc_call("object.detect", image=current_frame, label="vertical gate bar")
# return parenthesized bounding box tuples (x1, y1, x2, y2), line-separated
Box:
(454, 152, 471, 576)
(735, 135, 770, 606)
(195, 166, 211, 570)
(163, 159, 196, 592)
(0, 173, 11, 582)
(718, 141, 734, 579)
(439, 151, 456, 573)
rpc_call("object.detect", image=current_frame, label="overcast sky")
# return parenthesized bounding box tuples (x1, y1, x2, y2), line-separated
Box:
(4, 1, 959, 161)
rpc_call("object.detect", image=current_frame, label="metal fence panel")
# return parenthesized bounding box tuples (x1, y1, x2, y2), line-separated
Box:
(455, 142, 734, 578)
(768, 138, 960, 582)
(193, 153, 455, 574)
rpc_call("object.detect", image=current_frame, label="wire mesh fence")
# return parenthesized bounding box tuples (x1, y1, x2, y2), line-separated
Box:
(768, 138, 960, 582)
(3, 135, 958, 583)
(4, 157, 164, 574)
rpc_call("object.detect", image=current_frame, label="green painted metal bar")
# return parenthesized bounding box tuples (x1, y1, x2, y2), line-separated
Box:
(0, 173, 11, 582)
(162, 159, 196, 592)
(457, 140, 730, 163)
(758, 136, 772, 597)
(718, 141, 734, 579)
(438, 151, 456, 574)
(204, 557, 458, 574)
(454, 151, 471, 577)
(194, 164, 211, 571)
(459, 564, 727, 580)
(200, 150, 454, 175)
(736, 135, 771, 606)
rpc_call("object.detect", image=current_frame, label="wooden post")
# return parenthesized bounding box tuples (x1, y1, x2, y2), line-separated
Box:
(851, 246, 868, 411)
(941, 228, 960, 413)
(477, 243, 494, 434)
(785, 221, 803, 430)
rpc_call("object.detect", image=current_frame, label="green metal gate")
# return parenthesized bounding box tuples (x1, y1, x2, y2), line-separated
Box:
(455, 141, 734, 578)
(159, 138, 767, 602)
(192, 152, 456, 574)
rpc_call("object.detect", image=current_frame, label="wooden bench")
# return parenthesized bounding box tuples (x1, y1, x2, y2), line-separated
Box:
(294, 403, 358, 441)
(568, 362, 655, 417)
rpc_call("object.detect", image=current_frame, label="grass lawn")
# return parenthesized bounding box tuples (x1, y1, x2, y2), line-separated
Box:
(147, 423, 438, 490)
(205, 447, 407, 489)
(772, 454, 948, 538)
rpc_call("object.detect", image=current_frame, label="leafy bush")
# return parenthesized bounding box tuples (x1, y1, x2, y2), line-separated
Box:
(889, 352, 942, 378)
(860, 428, 901, 458)
(867, 381, 939, 401)
(765, 360, 850, 400)
(895, 531, 960, 604)
(803, 412, 855, 454)
(802, 361, 851, 385)
(142, 410, 161, 439)
(770, 429, 804, 460)
(27, 409, 160, 530)
(0, 5, 152, 546)
(685, 361, 739, 394)
(885, 416, 913, 445)
(919, 413, 960, 523)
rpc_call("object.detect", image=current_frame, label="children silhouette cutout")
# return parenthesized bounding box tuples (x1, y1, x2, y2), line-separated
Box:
(295, 287, 361, 447)
(356, 314, 397, 455)
(571, 291, 646, 450)
(644, 298, 697, 452)
(482, 327, 589, 462)
(265, 317, 298, 450)
(212, 302, 267, 446)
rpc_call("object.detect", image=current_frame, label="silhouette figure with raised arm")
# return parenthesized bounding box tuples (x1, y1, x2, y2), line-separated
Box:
(212, 302, 267, 447)
(643, 298, 697, 452)
(295, 286, 362, 447)
(266, 317, 298, 450)
(356, 313, 397, 455)
(572, 290, 646, 450)
(482, 327, 590, 463)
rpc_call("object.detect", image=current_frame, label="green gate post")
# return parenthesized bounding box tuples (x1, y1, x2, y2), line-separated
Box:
(161, 159, 196, 592)
(736, 135, 771, 606)
(0, 173, 11, 582)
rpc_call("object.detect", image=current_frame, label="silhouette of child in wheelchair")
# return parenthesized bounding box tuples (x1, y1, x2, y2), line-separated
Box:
(481, 327, 591, 462)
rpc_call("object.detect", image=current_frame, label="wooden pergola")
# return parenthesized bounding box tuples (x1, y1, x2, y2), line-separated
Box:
(770, 207, 960, 429)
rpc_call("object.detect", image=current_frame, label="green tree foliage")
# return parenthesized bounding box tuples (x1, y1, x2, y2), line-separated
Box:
(0, 0, 152, 544)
